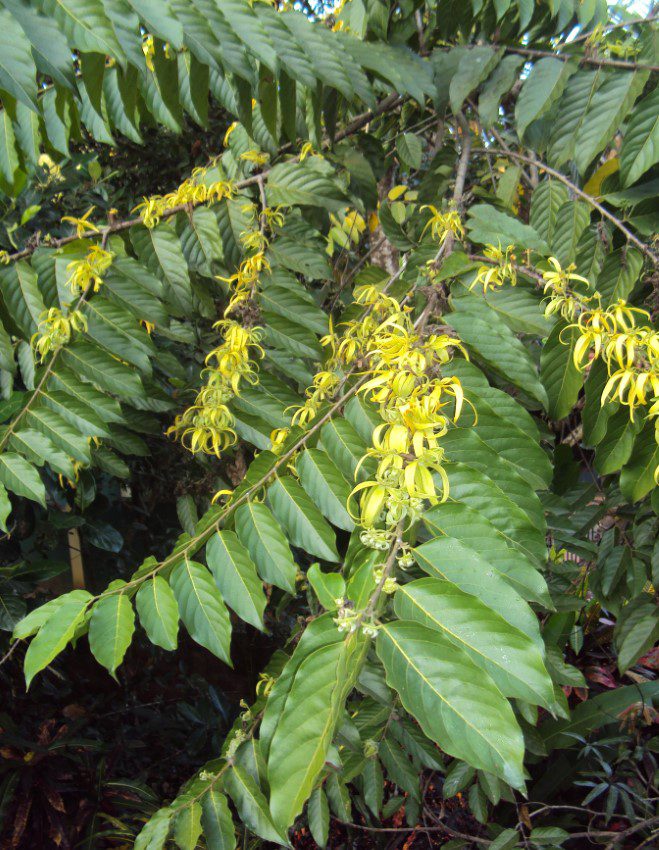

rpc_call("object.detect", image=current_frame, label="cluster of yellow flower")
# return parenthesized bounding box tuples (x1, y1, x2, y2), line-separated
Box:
(476, 252, 658, 485)
(167, 320, 264, 456)
(133, 165, 236, 229)
(66, 245, 114, 294)
(274, 283, 467, 556)
(31, 308, 87, 361)
(471, 244, 517, 292)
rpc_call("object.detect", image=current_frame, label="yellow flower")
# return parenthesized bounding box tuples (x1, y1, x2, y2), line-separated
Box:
(31, 308, 87, 360)
(142, 34, 155, 71)
(240, 150, 270, 167)
(420, 206, 464, 244)
(62, 207, 99, 238)
(66, 245, 113, 294)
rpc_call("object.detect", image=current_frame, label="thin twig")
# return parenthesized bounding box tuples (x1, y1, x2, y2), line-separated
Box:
(505, 45, 659, 71)
(472, 147, 657, 264)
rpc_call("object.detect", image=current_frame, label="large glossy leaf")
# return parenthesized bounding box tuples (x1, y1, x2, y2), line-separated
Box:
(206, 530, 266, 631)
(200, 789, 235, 850)
(267, 629, 366, 829)
(0, 9, 38, 110)
(377, 621, 525, 789)
(234, 501, 297, 593)
(393, 578, 553, 708)
(529, 179, 570, 244)
(267, 476, 339, 562)
(169, 560, 232, 664)
(40, 0, 124, 62)
(223, 764, 287, 847)
(423, 502, 551, 606)
(414, 537, 543, 643)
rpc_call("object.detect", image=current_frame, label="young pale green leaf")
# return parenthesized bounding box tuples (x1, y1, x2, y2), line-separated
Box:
(169, 560, 232, 665)
(223, 763, 288, 847)
(620, 86, 659, 187)
(134, 807, 173, 850)
(0, 452, 45, 506)
(393, 578, 554, 708)
(268, 476, 339, 563)
(13, 596, 65, 641)
(307, 563, 346, 611)
(540, 321, 583, 421)
(297, 448, 354, 531)
(200, 788, 235, 850)
(88, 585, 136, 676)
(377, 621, 526, 789)
(135, 576, 179, 651)
(234, 501, 297, 593)
(173, 802, 202, 850)
(206, 530, 266, 631)
(307, 786, 329, 848)
(23, 589, 92, 688)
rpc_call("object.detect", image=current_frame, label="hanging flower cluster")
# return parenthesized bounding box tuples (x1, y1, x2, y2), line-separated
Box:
(420, 205, 464, 245)
(133, 164, 236, 229)
(66, 245, 114, 294)
(31, 308, 88, 361)
(471, 244, 517, 292)
(167, 320, 264, 456)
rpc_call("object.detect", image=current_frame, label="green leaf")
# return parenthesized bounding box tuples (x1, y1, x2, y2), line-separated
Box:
(131, 224, 193, 315)
(582, 359, 613, 446)
(266, 629, 367, 829)
(135, 576, 179, 651)
(0, 9, 38, 111)
(614, 595, 659, 673)
(595, 409, 639, 475)
(550, 200, 591, 267)
(377, 621, 525, 789)
(620, 424, 659, 503)
(479, 55, 524, 127)
(307, 786, 329, 848)
(3, 0, 75, 88)
(179, 206, 223, 276)
(414, 537, 543, 643)
(0, 452, 45, 505)
(467, 204, 549, 253)
(173, 802, 202, 850)
(396, 133, 423, 170)
(262, 312, 322, 361)
(449, 46, 502, 113)
(88, 584, 135, 676)
(515, 58, 576, 139)
(23, 589, 92, 688)
(0, 261, 45, 338)
(446, 306, 548, 409)
(223, 764, 287, 847)
(530, 179, 570, 245)
(200, 789, 235, 850)
(206, 531, 266, 631)
(574, 70, 648, 175)
(307, 563, 346, 611)
(540, 321, 583, 420)
(41, 0, 125, 63)
(596, 248, 643, 307)
(319, 419, 370, 483)
(394, 578, 553, 708)
(169, 560, 232, 664)
(0, 482, 10, 532)
(61, 341, 143, 399)
(234, 501, 297, 594)
(268, 476, 339, 563)
(620, 86, 659, 187)
(424, 503, 552, 606)
(548, 68, 603, 167)
(134, 807, 173, 850)
(266, 159, 347, 211)
(297, 449, 354, 532)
